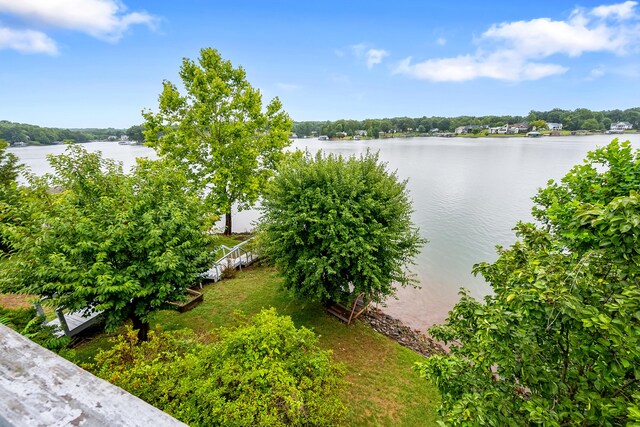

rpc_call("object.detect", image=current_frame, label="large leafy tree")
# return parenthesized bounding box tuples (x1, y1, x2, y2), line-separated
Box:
(143, 47, 292, 235)
(1, 146, 215, 340)
(259, 151, 425, 304)
(418, 139, 640, 426)
(0, 139, 21, 254)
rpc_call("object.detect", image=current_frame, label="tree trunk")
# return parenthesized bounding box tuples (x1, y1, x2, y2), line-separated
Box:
(224, 212, 232, 235)
(131, 314, 150, 342)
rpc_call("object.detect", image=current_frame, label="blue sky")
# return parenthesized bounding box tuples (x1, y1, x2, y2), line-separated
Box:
(1, 0, 639, 128)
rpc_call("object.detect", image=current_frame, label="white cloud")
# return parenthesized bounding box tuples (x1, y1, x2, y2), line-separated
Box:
(436, 37, 447, 46)
(0, 26, 58, 54)
(395, 1, 640, 82)
(275, 83, 300, 92)
(346, 43, 389, 68)
(0, 0, 158, 43)
(366, 48, 388, 68)
(394, 53, 567, 82)
(591, 0, 637, 19)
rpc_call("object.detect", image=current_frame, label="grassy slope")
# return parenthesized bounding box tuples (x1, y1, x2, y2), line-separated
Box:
(71, 264, 440, 426)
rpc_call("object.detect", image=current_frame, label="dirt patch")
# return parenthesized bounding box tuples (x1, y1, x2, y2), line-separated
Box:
(0, 294, 35, 310)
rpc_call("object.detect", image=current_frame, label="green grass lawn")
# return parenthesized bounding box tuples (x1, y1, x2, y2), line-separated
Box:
(70, 264, 440, 426)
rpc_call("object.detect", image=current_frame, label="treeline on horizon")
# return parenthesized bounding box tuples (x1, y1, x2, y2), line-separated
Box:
(293, 107, 640, 138)
(3, 107, 640, 145)
(0, 121, 143, 145)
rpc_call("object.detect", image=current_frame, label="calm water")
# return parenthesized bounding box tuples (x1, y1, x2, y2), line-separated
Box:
(10, 135, 640, 331)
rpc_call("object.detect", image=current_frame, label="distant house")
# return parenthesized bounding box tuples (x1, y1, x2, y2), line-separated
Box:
(547, 123, 563, 131)
(610, 122, 633, 133)
(455, 125, 483, 134)
(290, 133, 298, 139)
(318, 135, 329, 141)
(335, 131, 347, 138)
(509, 123, 529, 133)
(488, 127, 501, 134)
(120, 135, 129, 141)
(355, 130, 367, 136)
(429, 128, 439, 133)
(495, 124, 510, 134)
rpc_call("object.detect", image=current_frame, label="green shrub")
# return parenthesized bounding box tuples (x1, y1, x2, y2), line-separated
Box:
(0, 306, 70, 350)
(91, 309, 346, 426)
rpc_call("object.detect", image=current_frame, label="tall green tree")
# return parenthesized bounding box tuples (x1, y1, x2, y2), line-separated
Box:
(0, 139, 21, 254)
(259, 151, 425, 304)
(125, 125, 144, 143)
(418, 140, 640, 426)
(143, 48, 293, 235)
(1, 146, 215, 340)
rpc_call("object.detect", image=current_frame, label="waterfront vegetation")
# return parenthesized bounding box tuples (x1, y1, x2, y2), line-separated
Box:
(143, 48, 293, 235)
(291, 107, 640, 139)
(2, 45, 639, 425)
(0, 263, 441, 426)
(419, 140, 640, 426)
(259, 151, 425, 305)
(3, 106, 638, 146)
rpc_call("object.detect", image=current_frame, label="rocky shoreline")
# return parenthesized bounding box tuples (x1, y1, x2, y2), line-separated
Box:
(360, 307, 446, 357)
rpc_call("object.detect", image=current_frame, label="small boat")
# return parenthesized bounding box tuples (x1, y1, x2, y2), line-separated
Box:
(526, 132, 542, 138)
(318, 135, 329, 141)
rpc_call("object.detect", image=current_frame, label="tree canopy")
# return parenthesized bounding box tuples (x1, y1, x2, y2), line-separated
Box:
(291, 107, 640, 137)
(0, 146, 215, 340)
(0, 139, 21, 254)
(259, 151, 425, 304)
(143, 47, 293, 234)
(418, 139, 640, 426)
(0, 120, 125, 145)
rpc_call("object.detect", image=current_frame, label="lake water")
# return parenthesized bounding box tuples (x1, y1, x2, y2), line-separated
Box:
(9, 135, 640, 332)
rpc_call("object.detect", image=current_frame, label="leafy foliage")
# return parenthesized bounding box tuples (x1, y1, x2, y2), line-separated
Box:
(0, 139, 21, 254)
(291, 107, 640, 136)
(91, 308, 346, 426)
(418, 139, 640, 426)
(0, 146, 216, 339)
(143, 47, 292, 234)
(0, 306, 70, 350)
(0, 120, 124, 144)
(259, 151, 424, 304)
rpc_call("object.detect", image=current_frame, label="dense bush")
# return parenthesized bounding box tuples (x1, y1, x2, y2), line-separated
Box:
(0, 306, 70, 351)
(91, 309, 346, 426)
(259, 151, 424, 304)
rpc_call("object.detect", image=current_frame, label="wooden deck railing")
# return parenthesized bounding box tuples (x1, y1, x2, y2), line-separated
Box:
(200, 238, 259, 284)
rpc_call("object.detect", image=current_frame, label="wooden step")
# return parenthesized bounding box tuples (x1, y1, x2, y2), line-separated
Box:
(325, 305, 350, 323)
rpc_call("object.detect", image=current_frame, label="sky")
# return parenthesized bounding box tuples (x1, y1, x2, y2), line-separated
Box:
(1, 0, 639, 128)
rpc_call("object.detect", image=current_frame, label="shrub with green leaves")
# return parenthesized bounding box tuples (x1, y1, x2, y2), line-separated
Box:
(418, 139, 640, 426)
(0, 306, 70, 351)
(259, 151, 425, 304)
(91, 309, 346, 426)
